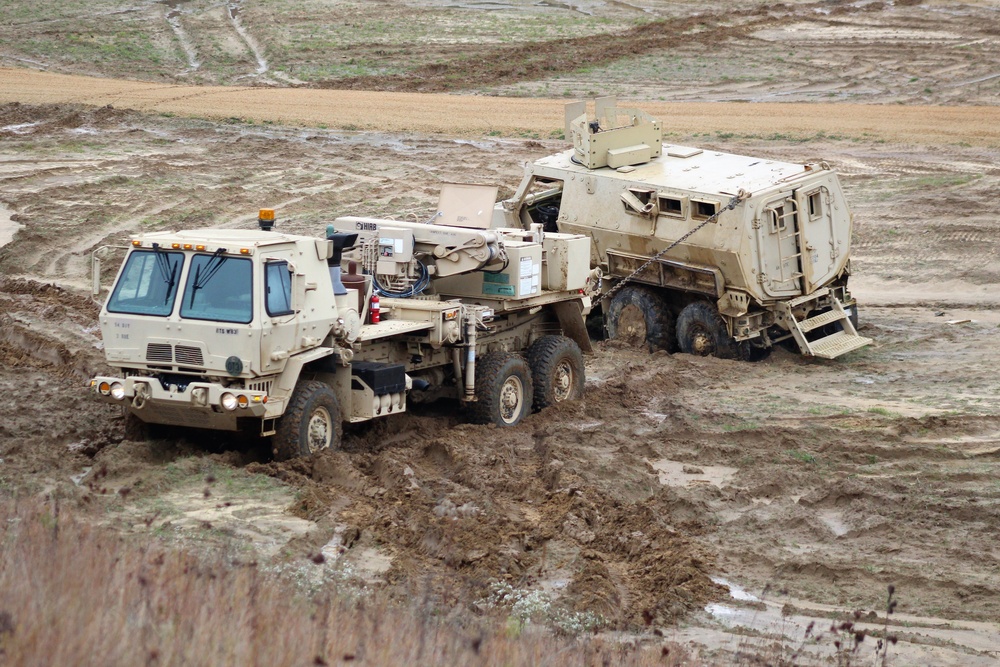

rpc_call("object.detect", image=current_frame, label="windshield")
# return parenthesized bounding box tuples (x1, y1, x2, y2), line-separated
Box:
(107, 249, 183, 317)
(180, 253, 253, 324)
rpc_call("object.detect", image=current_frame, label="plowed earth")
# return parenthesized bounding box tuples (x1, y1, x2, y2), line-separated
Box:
(2, 98, 999, 664)
(1, 1, 1000, 664)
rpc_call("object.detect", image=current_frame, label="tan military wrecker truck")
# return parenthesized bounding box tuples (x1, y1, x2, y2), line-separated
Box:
(89, 185, 592, 459)
(494, 98, 872, 361)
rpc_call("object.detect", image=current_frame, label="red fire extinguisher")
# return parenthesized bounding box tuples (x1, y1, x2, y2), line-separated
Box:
(369, 292, 380, 324)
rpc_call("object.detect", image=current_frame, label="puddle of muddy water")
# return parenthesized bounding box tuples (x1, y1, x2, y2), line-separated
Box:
(695, 575, 1000, 665)
(649, 458, 738, 488)
(0, 203, 22, 248)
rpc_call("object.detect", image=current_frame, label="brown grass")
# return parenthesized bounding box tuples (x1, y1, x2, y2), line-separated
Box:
(0, 499, 688, 666)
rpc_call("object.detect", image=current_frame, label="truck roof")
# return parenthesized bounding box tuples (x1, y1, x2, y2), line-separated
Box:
(534, 146, 813, 197)
(138, 229, 305, 247)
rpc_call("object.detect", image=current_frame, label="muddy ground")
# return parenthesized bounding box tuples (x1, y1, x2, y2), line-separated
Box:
(1, 0, 1000, 664)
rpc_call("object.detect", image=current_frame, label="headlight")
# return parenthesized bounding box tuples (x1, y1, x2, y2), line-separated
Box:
(110, 382, 125, 400)
(221, 393, 238, 411)
(98, 382, 111, 396)
(237, 395, 249, 409)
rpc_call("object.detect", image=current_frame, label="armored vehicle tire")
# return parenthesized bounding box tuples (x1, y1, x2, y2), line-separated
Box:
(526, 335, 585, 411)
(273, 380, 342, 461)
(677, 301, 746, 360)
(471, 352, 533, 427)
(605, 286, 677, 352)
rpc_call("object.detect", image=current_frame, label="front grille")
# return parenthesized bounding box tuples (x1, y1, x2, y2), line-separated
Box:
(146, 343, 173, 362)
(145, 343, 205, 368)
(246, 379, 273, 394)
(174, 345, 204, 366)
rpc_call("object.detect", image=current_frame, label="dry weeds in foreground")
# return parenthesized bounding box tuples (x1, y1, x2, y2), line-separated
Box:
(0, 500, 686, 666)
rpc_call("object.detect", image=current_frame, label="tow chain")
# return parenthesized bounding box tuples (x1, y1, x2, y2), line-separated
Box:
(600, 188, 752, 305)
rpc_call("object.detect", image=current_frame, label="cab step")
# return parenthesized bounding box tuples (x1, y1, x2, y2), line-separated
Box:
(779, 295, 872, 359)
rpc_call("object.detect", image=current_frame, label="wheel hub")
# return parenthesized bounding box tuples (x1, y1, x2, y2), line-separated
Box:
(553, 360, 573, 402)
(307, 407, 332, 453)
(691, 330, 714, 356)
(499, 376, 524, 424)
(618, 304, 647, 345)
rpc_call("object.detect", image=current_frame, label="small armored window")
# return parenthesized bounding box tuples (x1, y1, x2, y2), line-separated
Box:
(265, 260, 293, 317)
(808, 191, 823, 220)
(691, 200, 719, 221)
(658, 196, 684, 218)
(621, 187, 657, 217)
(769, 206, 787, 233)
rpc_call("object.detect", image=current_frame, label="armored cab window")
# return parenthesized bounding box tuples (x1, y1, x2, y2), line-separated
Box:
(180, 254, 253, 324)
(807, 191, 823, 220)
(658, 195, 685, 219)
(265, 261, 293, 317)
(691, 200, 719, 221)
(621, 187, 657, 217)
(107, 249, 184, 317)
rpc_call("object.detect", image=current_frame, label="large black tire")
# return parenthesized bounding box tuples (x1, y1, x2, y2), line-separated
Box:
(470, 352, 533, 427)
(605, 285, 677, 352)
(526, 335, 585, 411)
(676, 301, 759, 361)
(273, 380, 342, 460)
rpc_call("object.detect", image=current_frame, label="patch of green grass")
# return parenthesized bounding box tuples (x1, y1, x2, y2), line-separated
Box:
(785, 449, 817, 464)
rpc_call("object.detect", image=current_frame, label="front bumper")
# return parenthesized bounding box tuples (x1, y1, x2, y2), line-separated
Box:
(90, 376, 268, 430)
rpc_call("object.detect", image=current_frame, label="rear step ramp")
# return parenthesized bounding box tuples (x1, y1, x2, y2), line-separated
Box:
(781, 296, 872, 359)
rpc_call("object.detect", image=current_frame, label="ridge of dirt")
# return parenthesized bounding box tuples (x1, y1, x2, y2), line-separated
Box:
(326, 7, 778, 93)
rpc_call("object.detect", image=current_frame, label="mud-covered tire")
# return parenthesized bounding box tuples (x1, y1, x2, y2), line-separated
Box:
(470, 352, 533, 427)
(676, 301, 744, 360)
(526, 335, 585, 411)
(605, 285, 677, 352)
(273, 380, 342, 461)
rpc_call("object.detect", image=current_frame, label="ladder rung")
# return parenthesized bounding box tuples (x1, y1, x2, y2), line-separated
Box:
(787, 288, 829, 308)
(808, 331, 873, 359)
(799, 310, 844, 332)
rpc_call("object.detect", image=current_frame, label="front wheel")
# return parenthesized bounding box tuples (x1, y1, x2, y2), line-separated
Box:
(273, 380, 342, 460)
(471, 352, 533, 427)
(526, 335, 585, 411)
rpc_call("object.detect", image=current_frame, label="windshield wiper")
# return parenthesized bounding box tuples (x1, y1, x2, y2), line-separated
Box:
(151, 243, 178, 304)
(188, 248, 228, 307)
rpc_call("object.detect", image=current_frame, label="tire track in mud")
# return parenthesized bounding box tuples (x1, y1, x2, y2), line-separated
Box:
(162, 0, 201, 72)
(226, 1, 267, 78)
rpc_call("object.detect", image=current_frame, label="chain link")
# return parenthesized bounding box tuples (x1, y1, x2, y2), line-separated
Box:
(601, 189, 751, 304)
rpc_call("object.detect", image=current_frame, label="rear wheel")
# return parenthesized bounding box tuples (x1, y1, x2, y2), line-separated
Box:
(273, 380, 342, 460)
(605, 285, 677, 352)
(677, 301, 765, 361)
(526, 335, 585, 411)
(471, 352, 533, 427)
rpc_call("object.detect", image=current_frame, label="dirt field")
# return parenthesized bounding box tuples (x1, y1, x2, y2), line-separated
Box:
(2, 1, 1000, 665)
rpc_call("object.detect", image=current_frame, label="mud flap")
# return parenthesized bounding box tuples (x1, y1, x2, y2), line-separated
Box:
(551, 299, 593, 353)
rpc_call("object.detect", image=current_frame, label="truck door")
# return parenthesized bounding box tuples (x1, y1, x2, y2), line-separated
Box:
(755, 194, 803, 298)
(259, 255, 299, 374)
(795, 186, 839, 293)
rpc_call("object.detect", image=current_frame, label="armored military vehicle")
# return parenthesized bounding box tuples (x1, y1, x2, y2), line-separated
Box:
(90, 185, 592, 459)
(494, 98, 871, 360)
